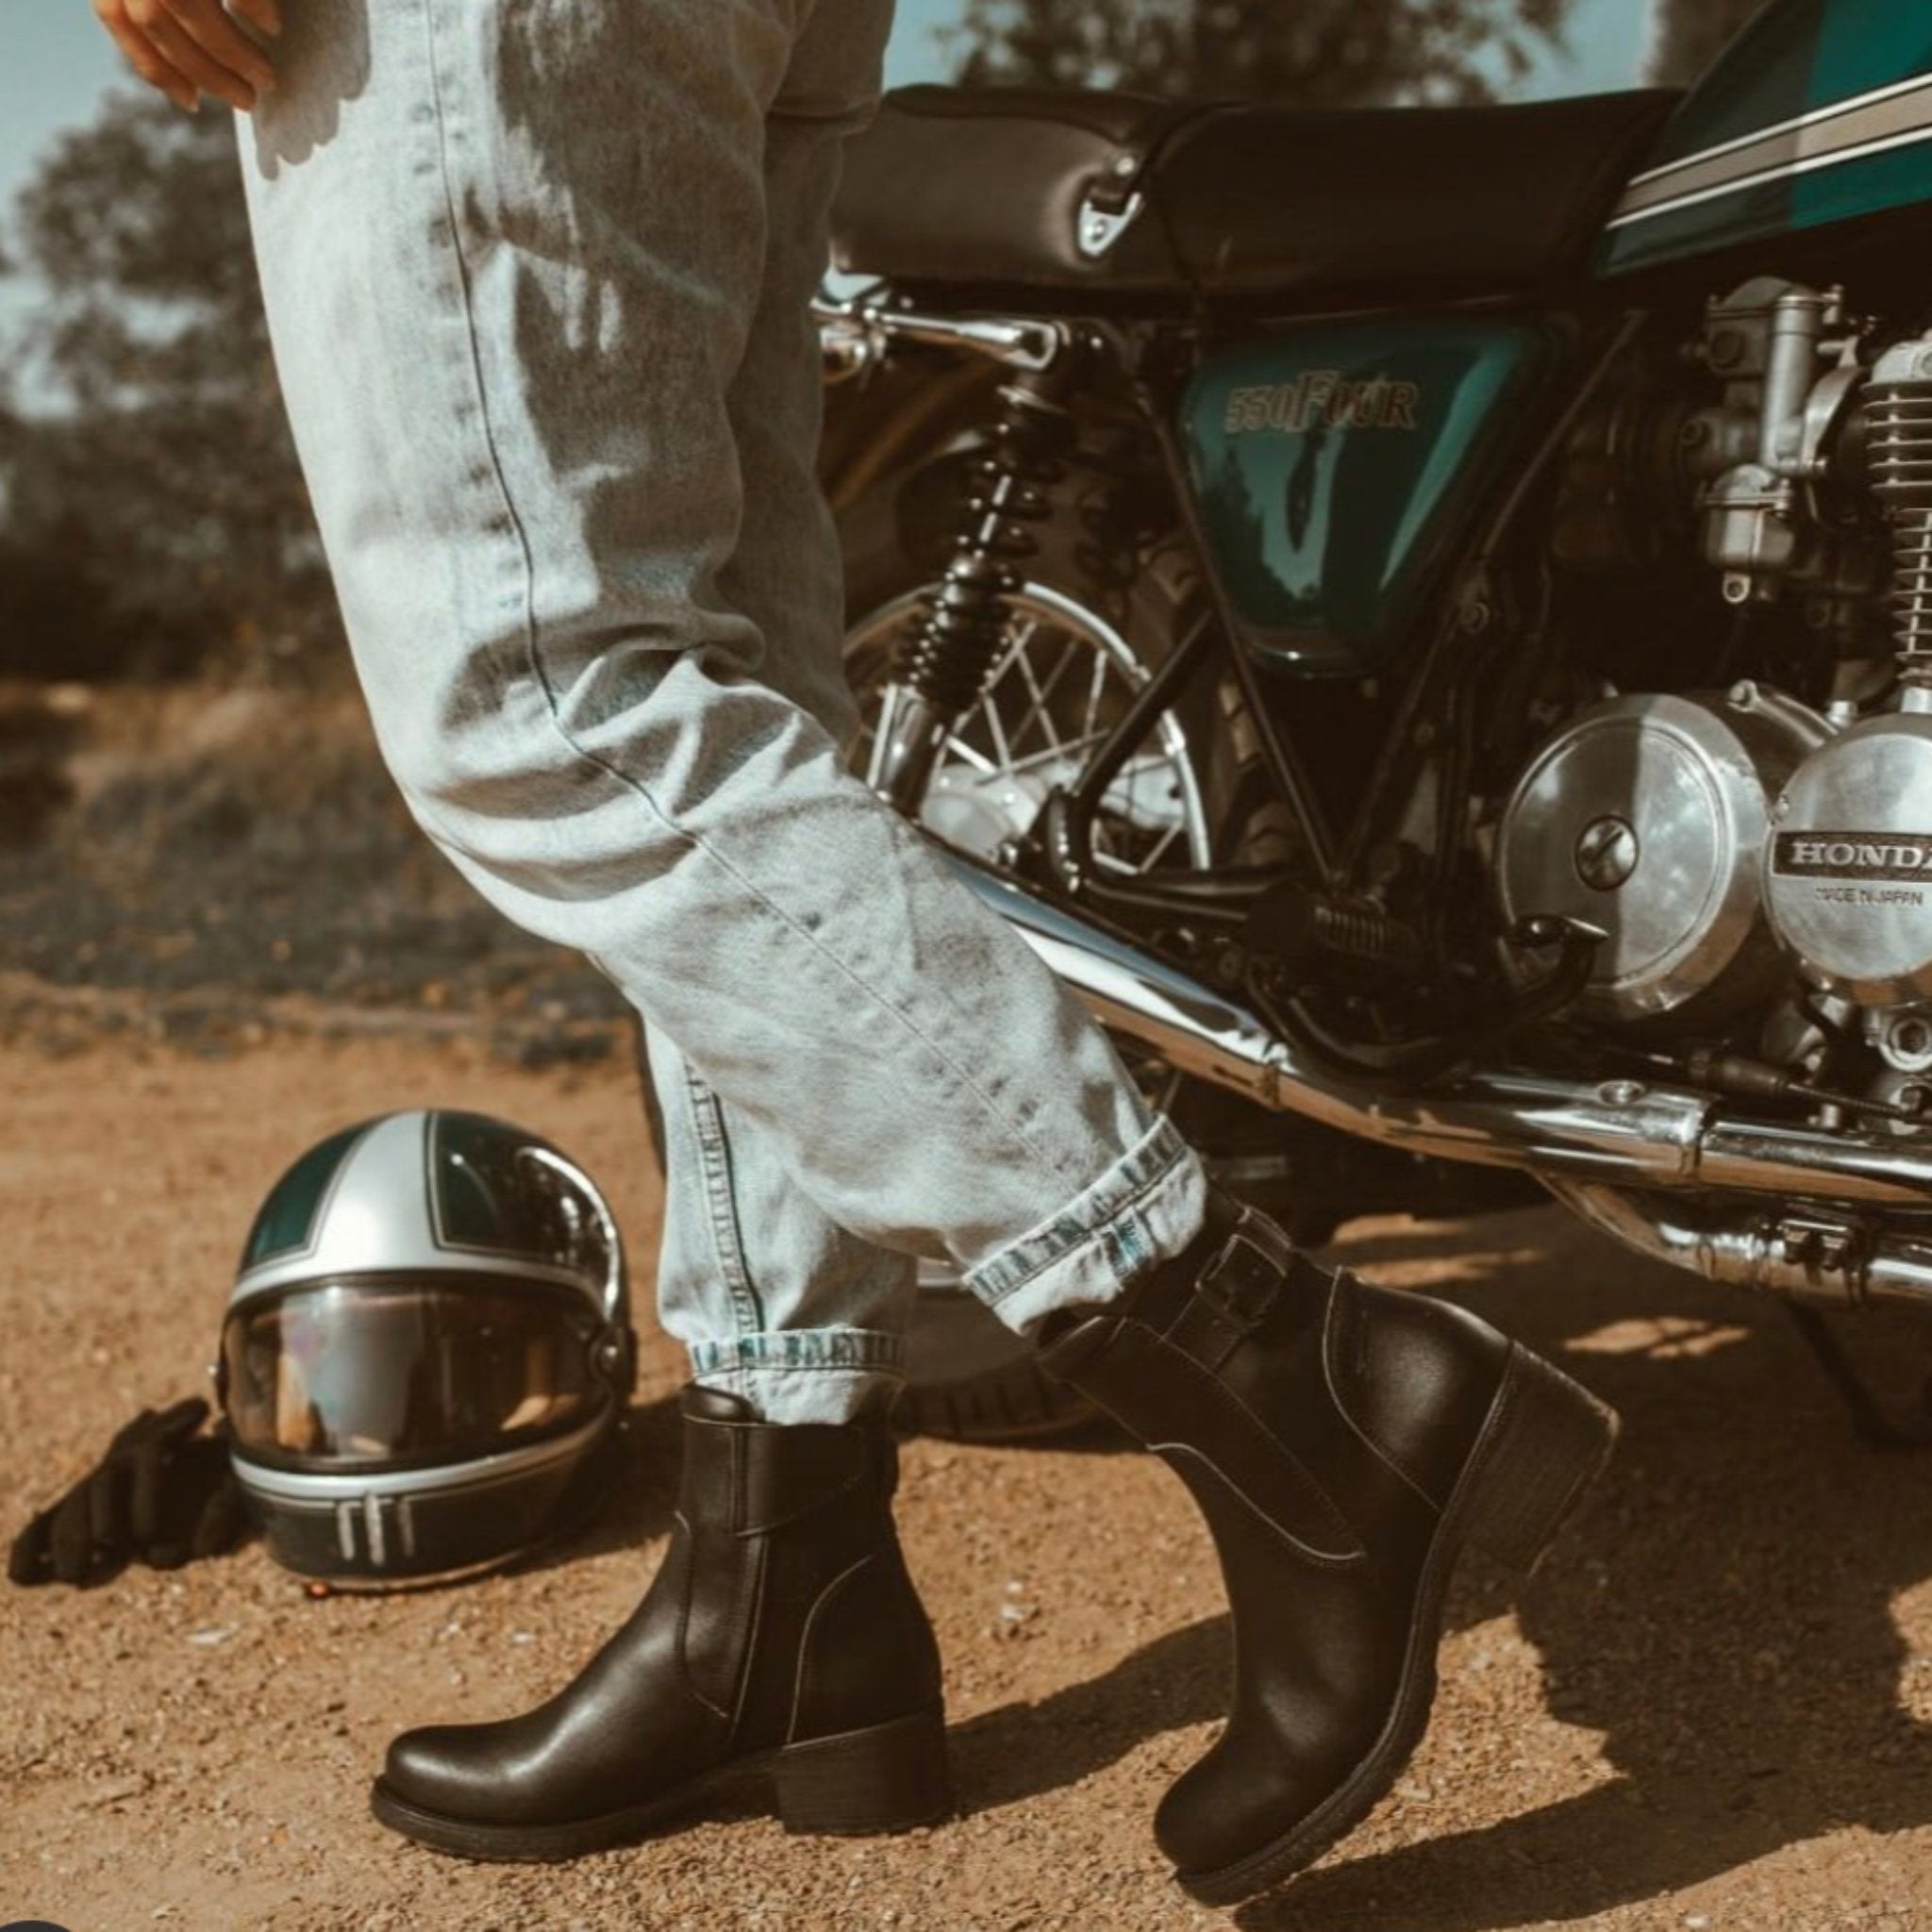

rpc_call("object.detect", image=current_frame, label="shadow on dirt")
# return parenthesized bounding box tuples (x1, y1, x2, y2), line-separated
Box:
(948, 1205, 1932, 1929)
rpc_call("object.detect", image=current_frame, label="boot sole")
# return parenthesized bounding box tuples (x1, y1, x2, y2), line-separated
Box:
(368, 1707, 953, 1862)
(1176, 1341, 1617, 1907)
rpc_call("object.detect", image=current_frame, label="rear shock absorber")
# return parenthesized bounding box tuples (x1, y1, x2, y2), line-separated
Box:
(871, 363, 1076, 813)
(1867, 338, 1932, 686)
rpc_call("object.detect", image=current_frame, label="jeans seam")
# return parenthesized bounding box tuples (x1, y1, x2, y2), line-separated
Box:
(974, 1121, 1192, 1307)
(416, 0, 1088, 1198)
(680, 1067, 768, 1339)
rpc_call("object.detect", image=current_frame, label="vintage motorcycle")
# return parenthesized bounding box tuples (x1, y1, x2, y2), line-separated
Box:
(737, 0, 1932, 1438)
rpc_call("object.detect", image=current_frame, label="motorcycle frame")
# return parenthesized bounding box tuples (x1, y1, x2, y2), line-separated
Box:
(818, 288, 1649, 969)
(816, 288, 1932, 1322)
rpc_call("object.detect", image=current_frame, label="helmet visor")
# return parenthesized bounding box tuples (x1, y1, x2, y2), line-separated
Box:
(222, 1280, 608, 1471)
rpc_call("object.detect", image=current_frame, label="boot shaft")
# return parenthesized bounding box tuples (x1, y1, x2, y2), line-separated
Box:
(373, 1383, 955, 1848)
(673, 1387, 941, 1752)
(1042, 1194, 1513, 1556)
(677, 1383, 898, 1535)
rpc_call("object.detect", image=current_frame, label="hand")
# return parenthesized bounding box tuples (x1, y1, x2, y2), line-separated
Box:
(92, 0, 282, 116)
(8, 1397, 252, 1588)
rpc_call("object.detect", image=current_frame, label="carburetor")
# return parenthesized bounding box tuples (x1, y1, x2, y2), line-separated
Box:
(1681, 276, 1878, 621)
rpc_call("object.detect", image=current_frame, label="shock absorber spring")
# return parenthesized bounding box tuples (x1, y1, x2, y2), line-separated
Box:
(871, 366, 1075, 810)
(1866, 340, 1932, 680)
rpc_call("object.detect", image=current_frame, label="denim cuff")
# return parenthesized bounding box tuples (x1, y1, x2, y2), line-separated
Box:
(964, 1115, 1208, 1337)
(688, 1327, 905, 1425)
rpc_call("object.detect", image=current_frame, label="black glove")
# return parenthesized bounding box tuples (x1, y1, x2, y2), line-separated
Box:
(8, 1396, 251, 1588)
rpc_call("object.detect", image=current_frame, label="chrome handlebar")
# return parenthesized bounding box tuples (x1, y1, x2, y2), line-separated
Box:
(812, 289, 1064, 383)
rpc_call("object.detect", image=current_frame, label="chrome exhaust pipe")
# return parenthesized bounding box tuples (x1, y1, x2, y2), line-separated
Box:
(1543, 1179, 1932, 1311)
(947, 854, 1932, 1210)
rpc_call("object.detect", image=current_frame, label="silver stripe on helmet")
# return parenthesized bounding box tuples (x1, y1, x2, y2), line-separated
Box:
(330, 1492, 420, 1568)
(230, 1108, 619, 1309)
(233, 1409, 608, 1503)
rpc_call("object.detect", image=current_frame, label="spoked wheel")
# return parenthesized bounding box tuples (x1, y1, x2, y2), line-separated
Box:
(841, 532, 1228, 1441)
(847, 582, 1213, 879)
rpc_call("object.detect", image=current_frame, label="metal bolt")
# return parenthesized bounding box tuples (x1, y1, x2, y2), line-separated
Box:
(1886, 1013, 1932, 1074)
(1574, 815, 1640, 891)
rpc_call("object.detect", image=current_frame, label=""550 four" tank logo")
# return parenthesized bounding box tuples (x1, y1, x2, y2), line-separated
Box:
(1224, 371, 1422, 436)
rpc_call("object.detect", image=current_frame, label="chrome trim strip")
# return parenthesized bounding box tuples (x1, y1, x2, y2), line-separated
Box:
(1625, 71, 1932, 189)
(1607, 99, 1932, 227)
(234, 1413, 607, 1503)
(1611, 123, 1932, 229)
(1617, 86, 1932, 216)
(1611, 82, 1932, 229)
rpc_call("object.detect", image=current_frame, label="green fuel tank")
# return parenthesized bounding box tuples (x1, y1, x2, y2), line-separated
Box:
(1600, 0, 1932, 276)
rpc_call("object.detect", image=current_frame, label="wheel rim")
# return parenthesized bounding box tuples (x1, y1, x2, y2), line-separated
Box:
(845, 582, 1213, 874)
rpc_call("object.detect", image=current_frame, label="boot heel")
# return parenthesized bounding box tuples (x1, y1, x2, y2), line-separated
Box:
(1461, 1344, 1616, 1576)
(773, 1708, 953, 1837)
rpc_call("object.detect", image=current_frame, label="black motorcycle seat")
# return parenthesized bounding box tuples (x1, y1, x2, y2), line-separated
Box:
(830, 84, 1681, 310)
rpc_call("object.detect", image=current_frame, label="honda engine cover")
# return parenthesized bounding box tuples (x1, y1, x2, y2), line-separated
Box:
(1497, 686, 1827, 1025)
(1765, 705, 1932, 1005)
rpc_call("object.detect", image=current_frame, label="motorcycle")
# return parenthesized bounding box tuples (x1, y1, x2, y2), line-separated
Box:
(787, 0, 1932, 1440)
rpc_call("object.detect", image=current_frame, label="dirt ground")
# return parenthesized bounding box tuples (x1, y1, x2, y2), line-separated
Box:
(4, 1030, 1932, 1932)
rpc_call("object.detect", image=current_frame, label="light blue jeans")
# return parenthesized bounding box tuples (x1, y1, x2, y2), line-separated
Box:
(237, 0, 1207, 1422)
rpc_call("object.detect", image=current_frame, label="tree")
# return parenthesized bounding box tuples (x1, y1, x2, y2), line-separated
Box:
(949, 0, 1577, 105)
(1643, 0, 1772, 89)
(0, 92, 335, 682)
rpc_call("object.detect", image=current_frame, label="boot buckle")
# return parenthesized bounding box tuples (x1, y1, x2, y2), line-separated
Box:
(1198, 1218, 1291, 1328)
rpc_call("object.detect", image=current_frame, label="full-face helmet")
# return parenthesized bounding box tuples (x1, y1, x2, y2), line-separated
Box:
(218, 1110, 635, 1586)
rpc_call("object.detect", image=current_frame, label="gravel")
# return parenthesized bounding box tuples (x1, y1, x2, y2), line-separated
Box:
(5, 1030, 1932, 1930)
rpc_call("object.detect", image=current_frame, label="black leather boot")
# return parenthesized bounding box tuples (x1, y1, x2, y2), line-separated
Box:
(1041, 1190, 1615, 1906)
(370, 1386, 952, 1860)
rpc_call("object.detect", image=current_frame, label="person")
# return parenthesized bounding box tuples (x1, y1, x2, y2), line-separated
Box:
(91, 0, 1616, 1904)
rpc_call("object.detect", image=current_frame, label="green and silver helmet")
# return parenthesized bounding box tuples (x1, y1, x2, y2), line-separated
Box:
(218, 1110, 636, 1587)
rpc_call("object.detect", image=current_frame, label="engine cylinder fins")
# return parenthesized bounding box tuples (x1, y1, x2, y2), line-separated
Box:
(1494, 687, 1829, 1028)
(1864, 345, 1932, 675)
